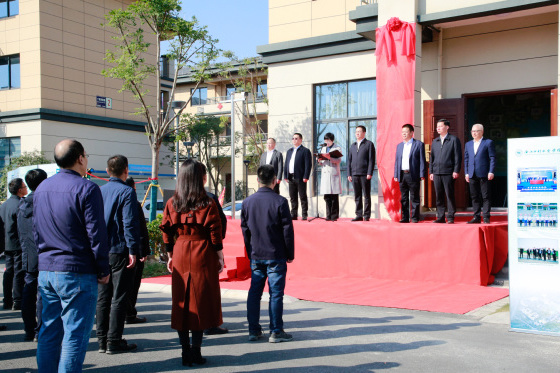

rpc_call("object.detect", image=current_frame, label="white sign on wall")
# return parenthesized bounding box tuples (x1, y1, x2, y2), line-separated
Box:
(508, 136, 560, 335)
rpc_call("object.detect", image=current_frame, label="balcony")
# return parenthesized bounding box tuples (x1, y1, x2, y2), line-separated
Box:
(186, 94, 268, 116)
(358, 0, 377, 4)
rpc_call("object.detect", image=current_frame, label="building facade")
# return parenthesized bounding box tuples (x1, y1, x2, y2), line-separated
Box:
(258, 0, 559, 219)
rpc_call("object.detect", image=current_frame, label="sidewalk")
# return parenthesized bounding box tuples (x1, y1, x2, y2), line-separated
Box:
(2, 271, 560, 372)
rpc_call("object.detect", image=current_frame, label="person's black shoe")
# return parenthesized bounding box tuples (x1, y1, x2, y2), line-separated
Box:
(483, 218, 491, 224)
(3, 303, 13, 310)
(364, 217, 370, 221)
(33, 335, 38, 343)
(411, 219, 419, 223)
(447, 220, 454, 224)
(24, 333, 35, 342)
(302, 216, 308, 221)
(467, 218, 481, 224)
(125, 316, 147, 324)
(325, 217, 332, 221)
(98, 339, 107, 353)
(399, 218, 409, 223)
(291, 216, 298, 221)
(351, 217, 363, 222)
(433, 217, 445, 223)
(12, 303, 21, 311)
(106, 339, 137, 354)
(191, 347, 207, 365)
(204, 326, 229, 335)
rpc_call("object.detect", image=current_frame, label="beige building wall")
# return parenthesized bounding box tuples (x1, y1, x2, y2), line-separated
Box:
(269, 0, 358, 43)
(419, 0, 503, 15)
(268, 50, 376, 218)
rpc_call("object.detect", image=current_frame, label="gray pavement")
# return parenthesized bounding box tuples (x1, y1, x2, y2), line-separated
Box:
(2, 270, 560, 372)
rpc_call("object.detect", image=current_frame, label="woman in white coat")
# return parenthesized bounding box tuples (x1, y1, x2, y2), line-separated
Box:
(319, 132, 342, 221)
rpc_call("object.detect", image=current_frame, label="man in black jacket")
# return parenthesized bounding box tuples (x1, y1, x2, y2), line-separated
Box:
(283, 133, 312, 220)
(17, 169, 48, 341)
(348, 126, 376, 221)
(1, 178, 28, 310)
(429, 119, 462, 224)
(259, 138, 283, 194)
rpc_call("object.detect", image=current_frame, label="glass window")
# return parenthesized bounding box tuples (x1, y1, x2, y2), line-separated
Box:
(0, 0, 17, 18)
(226, 84, 236, 97)
(190, 87, 207, 106)
(315, 83, 347, 120)
(257, 81, 267, 98)
(0, 1, 7, 18)
(314, 79, 377, 196)
(0, 137, 21, 171)
(0, 55, 20, 89)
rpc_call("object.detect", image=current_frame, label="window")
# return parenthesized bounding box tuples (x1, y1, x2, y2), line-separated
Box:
(226, 84, 236, 97)
(190, 87, 207, 106)
(0, 137, 21, 170)
(257, 80, 267, 98)
(314, 79, 377, 196)
(0, 54, 20, 89)
(0, 0, 18, 18)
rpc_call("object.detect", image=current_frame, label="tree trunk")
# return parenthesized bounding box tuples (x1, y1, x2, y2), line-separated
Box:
(149, 142, 161, 222)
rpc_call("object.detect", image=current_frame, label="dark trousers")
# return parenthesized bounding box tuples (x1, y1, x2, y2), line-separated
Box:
(96, 253, 134, 342)
(126, 259, 144, 320)
(178, 330, 203, 348)
(469, 176, 491, 219)
(273, 183, 280, 194)
(433, 174, 456, 220)
(288, 175, 308, 218)
(324, 194, 339, 220)
(352, 175, 371, 219)
(3, 250, 24, 306)
(22, 271, 42, 336)
(399, 172, 421, 221)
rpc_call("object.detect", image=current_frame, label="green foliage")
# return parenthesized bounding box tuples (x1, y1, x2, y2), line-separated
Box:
(142, 260, 169, 278)
(146, 213, 164, 259)
(0, 151, 52, 200)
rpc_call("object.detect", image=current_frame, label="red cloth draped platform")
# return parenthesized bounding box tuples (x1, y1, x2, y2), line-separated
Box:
(144, 218, 509, 314)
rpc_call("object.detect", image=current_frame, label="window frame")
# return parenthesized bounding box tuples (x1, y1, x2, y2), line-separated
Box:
(190, 87, 208, 106)
(0, 0, 19, 19)
(0, 54, 20, 90)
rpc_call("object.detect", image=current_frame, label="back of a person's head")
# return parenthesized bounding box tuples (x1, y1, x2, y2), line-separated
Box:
(173, 159, 209, 212)
(54, 139, 84, 168)
(8, 178, 24, 196)
(107, 155, 128, 177)
(257, 164, 275, 186)
(25, 169, 48, 192)
(125, 176, 135, 189)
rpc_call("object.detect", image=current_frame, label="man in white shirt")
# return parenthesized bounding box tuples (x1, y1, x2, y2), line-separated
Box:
(283, 133, 312, 220)
(259, 138, 283, 194)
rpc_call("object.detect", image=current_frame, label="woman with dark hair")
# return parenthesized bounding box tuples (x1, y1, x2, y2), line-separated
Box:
(159, 159, 224, 367)
(318, 132, 343, 221)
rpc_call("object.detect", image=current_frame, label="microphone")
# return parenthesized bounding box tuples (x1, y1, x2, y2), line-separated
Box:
(319, 143, 327, 147)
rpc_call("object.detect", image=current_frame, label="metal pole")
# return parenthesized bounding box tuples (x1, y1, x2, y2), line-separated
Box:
(230, 93, 236, 219)
(175, 115, 180, 176)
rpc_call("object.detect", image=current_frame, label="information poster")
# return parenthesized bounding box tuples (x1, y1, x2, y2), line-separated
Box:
(508, 136, 560, 335)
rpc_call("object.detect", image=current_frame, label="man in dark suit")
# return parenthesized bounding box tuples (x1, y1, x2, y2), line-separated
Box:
(259, 138, 283, 194)
(1, 178, 28, 310)
(394, 124, 426, 223)
(429, 119, 462, 224)
(242, 164, 294, 343)
(283, 133, 312, 220)
(348, 125, 376, 221)
(464, 123, 496, 224)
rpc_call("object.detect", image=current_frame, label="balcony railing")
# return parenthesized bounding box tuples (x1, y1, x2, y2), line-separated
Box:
(203, 94, 267, 106)
(358, 0, 377, 5)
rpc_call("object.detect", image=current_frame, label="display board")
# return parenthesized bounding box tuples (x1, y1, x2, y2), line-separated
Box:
(508, 136, 560, 335)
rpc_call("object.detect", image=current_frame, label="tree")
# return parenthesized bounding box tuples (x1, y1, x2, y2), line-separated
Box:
(216, 53, 268, 171)
(102, 0, 218, 220)
(0, 151, 52, 200)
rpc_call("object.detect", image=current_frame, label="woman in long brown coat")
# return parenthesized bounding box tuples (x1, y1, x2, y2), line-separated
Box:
(160, 159, 224, 367)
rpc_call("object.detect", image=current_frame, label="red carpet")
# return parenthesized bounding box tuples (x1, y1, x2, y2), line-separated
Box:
(144, 217, 509, 314)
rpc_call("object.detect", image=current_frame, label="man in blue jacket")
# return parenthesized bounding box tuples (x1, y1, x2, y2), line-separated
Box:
(394, 124, 426, 223)
(97, 155, 141, 354)
(242, 164, 295, 343)
(34, 139, 110, 372)
(17, 168, 48, 341)
(464, 124, 496, 224)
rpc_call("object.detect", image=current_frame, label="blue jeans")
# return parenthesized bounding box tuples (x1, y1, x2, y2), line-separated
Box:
(247, 260, 287, 334)
(37, 271, 98, 373)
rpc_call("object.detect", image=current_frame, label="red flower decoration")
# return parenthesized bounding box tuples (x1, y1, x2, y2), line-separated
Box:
(387, 17, 403, 32)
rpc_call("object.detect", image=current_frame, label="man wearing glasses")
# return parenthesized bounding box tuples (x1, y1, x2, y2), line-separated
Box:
(284, 133, 312, 220)
(464, 124, 496, 224)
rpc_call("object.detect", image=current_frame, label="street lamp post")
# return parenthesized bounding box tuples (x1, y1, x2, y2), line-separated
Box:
(243, 159, 250, 198)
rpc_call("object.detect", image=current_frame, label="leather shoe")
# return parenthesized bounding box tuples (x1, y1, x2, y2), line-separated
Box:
(351, 217, 363, 222)
(291, 217, 298, 221)
(364, 217, 370, 221)
(204, 326, 229, 335)
(483, 218, 491, 224)
(399, 218, 409, 223)
(325, 217, 331, 221)
(447, 220, 454, 224)
(411, 219, 419, 223)
(106, 339, 137, 354)
(125, 316, 147, 324)
(433, 217, 445, 223)
(467, 218, 481, 224)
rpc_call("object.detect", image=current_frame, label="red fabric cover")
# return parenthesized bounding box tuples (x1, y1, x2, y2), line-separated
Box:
(375, 18, 416, 221)
(143, 219, 509, 314)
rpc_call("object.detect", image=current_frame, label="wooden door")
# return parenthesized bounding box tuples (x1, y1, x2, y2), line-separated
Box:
(423, 98, 467, 209)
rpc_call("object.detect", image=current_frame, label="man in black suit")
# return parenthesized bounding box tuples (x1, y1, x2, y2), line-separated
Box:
(283, 133, 312, 220)
(1, 178, 28, 310)
(429, 119, 462, 224)
(348, 125, 376, 221)
(259, 138, 283, 194)
(394, 124, 426, 223)
(242, 164, 294, 343)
